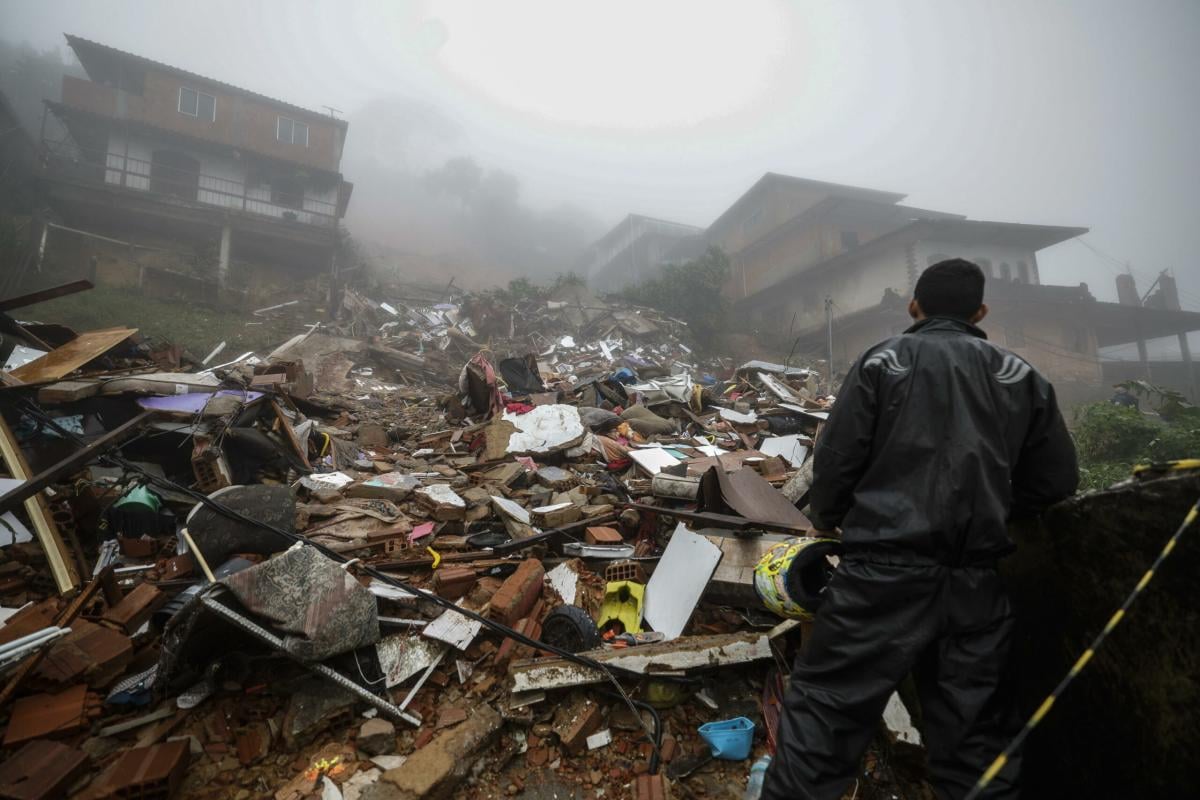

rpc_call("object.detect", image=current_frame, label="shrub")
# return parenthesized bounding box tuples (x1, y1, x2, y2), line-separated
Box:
(1073, 402, 1160, 463)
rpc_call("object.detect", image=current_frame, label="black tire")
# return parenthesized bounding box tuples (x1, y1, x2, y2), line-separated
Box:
(540, 605, 602, 653)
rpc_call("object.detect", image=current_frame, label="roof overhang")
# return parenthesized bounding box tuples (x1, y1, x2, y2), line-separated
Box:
(914, 219, 1089, 250)
(65, 34, 347, 130)
(707, 172, 908, 240)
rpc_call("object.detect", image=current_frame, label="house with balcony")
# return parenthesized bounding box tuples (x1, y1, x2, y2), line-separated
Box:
(710, 173, 1200, 407)
(36, 34, 353, 301)
(594, 172, 1200, 407)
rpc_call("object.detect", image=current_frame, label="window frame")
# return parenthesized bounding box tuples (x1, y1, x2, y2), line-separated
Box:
(178, 86, 216, 122)
(276, 116, 310, 147)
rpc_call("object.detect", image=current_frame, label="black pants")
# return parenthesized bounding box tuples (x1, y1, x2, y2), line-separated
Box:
(763, 559, 1020, 800)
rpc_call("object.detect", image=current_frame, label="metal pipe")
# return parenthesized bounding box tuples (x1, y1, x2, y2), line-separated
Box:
(200, 594, 421, 727)
(0, 627, 69, 659)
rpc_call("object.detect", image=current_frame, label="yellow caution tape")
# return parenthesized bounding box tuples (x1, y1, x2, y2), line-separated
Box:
(964, 497, 1199, 800)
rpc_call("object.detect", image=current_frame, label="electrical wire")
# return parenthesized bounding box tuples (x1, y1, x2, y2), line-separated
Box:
(16, 397, 664, 770)
(964, 488, 1199, 800)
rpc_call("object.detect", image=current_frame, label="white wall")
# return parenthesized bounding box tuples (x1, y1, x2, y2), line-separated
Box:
(751, 241, 910, 334)
(914, 240, 1040, 285)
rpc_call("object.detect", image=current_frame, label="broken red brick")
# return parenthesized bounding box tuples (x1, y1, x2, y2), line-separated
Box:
(235, 723, 271, 766)
(437, 707, 468, 729)
(585, 526, 624, 545)
(526, 745, 549, 767)
(413, 727, 435, 750)
(3, 684, 90, 747)
(634, 773, 671, 800)
(86, 740, 190, 799)
(493, 616, 542, 669)
(35, 619, 132, 688)
(101, 583, 167, 634)
(0, 739, 90, 800)
(553, 694, 603, 756)
(432, 566, 477, 598)
(489, 558, 544, 626)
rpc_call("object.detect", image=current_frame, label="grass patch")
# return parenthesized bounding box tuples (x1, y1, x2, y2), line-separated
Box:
(18, 286, 304, 358)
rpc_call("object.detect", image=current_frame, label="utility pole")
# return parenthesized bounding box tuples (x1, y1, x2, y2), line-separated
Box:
(825, 295, 835, 386)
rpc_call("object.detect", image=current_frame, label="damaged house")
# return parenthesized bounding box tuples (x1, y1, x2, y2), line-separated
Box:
(35, 35, 353, 305)
(590, 173, 1200, 406)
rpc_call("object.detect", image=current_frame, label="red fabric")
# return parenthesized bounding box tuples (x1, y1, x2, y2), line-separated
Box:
(505, 402, 535, 415)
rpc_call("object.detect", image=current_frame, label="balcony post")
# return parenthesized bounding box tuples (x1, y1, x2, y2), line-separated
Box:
(217, 223, 231, 287)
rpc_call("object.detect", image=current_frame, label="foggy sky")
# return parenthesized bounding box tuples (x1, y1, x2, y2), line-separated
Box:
(4, 0, 1200, 309)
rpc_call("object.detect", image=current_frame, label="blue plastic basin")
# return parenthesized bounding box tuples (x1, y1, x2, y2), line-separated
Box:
(697, 716, 755, 760)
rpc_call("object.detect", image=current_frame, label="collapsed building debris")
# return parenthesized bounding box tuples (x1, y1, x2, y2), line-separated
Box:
(0, 277, 948, 800)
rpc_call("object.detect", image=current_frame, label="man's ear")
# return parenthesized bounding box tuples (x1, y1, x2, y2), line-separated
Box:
(908, 299, 922, 320)
(970, 303, 989, 324)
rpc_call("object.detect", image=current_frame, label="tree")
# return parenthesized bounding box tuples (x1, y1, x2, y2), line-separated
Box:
(423, 157, 482, 211)
(473, 169, 521, 220)
(619, 246, 731, 350)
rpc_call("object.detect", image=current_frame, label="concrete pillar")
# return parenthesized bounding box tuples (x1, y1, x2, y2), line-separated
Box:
(217, 224, 231, 287)
(1179, 332, 1197, 402)
(1136, 331, 1152, 383)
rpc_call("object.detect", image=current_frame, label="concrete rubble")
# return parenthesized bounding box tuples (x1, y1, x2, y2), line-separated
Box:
(0, 278, 938, 799)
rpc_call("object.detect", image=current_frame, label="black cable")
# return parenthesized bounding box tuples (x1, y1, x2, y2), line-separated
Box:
(17, 397, 663, 759)
(598, 688, 662, 775)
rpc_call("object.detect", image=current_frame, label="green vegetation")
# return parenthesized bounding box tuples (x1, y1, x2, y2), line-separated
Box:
(1073, 381, 1200, 491)
(19, 286, 299, 357)
(618, 246, 731, 350)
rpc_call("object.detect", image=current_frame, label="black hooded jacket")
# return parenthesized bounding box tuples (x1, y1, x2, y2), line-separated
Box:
(809, 316, 1078, 564)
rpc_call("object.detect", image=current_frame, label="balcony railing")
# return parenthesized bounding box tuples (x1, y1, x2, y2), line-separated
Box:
(40, 137, 338, 229)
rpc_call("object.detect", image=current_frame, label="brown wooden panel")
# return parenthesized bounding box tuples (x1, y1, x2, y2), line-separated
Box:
(9, 327, 136, 384)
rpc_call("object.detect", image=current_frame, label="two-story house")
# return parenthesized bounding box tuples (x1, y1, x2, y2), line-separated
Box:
(37, 35, 353, 301)
(593, 172, 1200, 406)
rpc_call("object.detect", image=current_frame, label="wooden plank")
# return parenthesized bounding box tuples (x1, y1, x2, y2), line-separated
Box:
(37, 379, 102, 404)
(0, 279, 94, 312)
(10, 327, 137, 384)
(0, 414, 79, 593)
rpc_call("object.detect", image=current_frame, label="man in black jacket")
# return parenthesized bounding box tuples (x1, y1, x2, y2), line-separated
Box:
(763, 259, 1078, 800)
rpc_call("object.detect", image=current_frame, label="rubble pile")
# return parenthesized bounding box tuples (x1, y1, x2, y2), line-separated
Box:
(0, 280, 927, 799)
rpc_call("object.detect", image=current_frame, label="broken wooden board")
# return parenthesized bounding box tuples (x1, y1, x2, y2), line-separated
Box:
(36, 379, 102, 404)
(9, 327, 136, 384)
(507, 630, 772, 692)
(0, 415, 78, 593)
(0, 279, 94, 312)
(704, 532, 791, 604)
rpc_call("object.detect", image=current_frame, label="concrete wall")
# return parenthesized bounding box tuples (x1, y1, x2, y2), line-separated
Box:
(63, 72, 344, 173)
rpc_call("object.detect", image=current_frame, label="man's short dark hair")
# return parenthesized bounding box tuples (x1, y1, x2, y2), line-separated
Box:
(914, 258, 985, 319)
